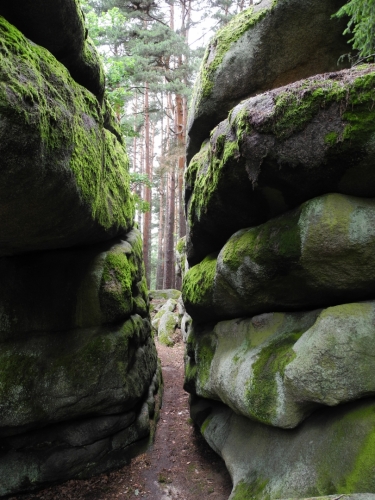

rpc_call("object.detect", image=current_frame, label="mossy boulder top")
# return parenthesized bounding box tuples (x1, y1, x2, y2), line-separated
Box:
(191, 396, 375, 499)
(0, 17, 134, 256)
(185, 65, 375, 265)
(0, 0, 104, 99)
(185, 302, 375, 429)
(186, 0, 349, 163)
(183, 193, 375, 324)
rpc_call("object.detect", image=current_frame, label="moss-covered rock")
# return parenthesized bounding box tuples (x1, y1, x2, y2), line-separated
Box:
(185, 302, 375, 428)
(0, 16, 134, 256)
(158, 311, 179, 346)
(176, 236, 188, 282)
(0, 314, 157, 435)
(0, 229, 146, 336)
(0, 0, 105, 99)
(151, 298, 178, 331)
(186, 65, 375, 264)
(187, 0, 349, 164)
(184, 193, 375, 323)
(0, 367, 163, 497)
(191, 396, 375, 499)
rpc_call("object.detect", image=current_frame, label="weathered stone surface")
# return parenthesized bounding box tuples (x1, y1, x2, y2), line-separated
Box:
(185, 302, 375, 428)
(176, 236, 188, 282)
(191, 396, 375, 499)
(181, 312, 192, 343)
(187, 0, 349, 164)
(0, 316, 157, 437)
(0, 4, 160, 495)
(183, 193, 375, 324)
(0, 230, 147, 336)
(0, 0, 105, 99)
(0, 16, 134, 257)
(0, 363, 162, 497)
(158, 311, 179, 347)
(185, 66, 375, 264)
(151, 298, 178, 331)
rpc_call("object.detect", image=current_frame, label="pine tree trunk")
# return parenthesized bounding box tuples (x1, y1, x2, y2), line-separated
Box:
(156, 173, 165, 289)
(163, 98, 171, 289)
(175, 90, 186, 239)
(164, 167, 176, 289)
(156, 94, 165, 288)
(142, 82, 152, 286)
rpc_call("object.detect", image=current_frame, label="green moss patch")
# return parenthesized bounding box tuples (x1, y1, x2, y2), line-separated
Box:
(232, 479, 270, 500)
(196, 334, 216, 390)
(267, 66, 375, 141)
(100, 248, 136, 323)
(187, 136, 240, 225)
(199, 6, 270, 100)
(0, 16, 134, 230)
(245, 331, 302, 425)
(221, 209, 301, 272)
(182, 253, 217, 312)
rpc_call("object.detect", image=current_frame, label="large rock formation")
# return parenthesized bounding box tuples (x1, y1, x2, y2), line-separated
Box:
(186, 0, 349, 164)
(0, 3, 160, 497)
(183, 2, 375, 499)
(0, 0, 105, 99)
(185, 66, 375, 265)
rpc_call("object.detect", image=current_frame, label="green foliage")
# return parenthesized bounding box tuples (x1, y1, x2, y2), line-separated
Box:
(335, 0, 375, 60)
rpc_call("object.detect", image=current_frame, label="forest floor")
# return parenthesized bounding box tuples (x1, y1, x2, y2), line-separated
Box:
(12, 336, 232, 500)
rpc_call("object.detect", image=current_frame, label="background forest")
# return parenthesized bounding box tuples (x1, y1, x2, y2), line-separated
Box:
(81, 0, 256, 290)
(81, 0, 373, 290)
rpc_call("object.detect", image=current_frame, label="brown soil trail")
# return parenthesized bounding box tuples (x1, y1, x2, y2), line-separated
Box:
(12, 338, 232, 500)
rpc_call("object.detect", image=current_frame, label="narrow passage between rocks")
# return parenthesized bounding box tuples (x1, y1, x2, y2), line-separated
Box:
(12, 338, 232, 500)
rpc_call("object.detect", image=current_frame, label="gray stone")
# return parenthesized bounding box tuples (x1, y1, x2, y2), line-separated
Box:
(183, 193, 375, 324)
(0, 17, 134, 257)
(0, 399, 157, 497)
(176, 236, 188, 282)
(191, 396, 375, 499)
(185, 66, 375, 264)
(0, 0, 105, 99)
(151, 298, 178, 331)
(181, 312, 192, 343)
(187, 0, 349, 164)
(0, 316, 157, 437)
(158, 311, 179, 347)
(186, 302, 375, 428)
(0, 230, 147, 336)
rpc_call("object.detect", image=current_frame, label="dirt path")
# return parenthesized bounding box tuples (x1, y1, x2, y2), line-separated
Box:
(12, 338, 232, 500)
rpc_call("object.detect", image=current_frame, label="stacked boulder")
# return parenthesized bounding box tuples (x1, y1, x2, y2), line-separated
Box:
(0, 1, 160, 496)
(183, 0, 375, 498)
(150, 289, 184, 346)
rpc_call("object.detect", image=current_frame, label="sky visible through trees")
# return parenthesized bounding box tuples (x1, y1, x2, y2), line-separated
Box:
(81, 0, 367, 289)
(81, 0, 254, 289)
